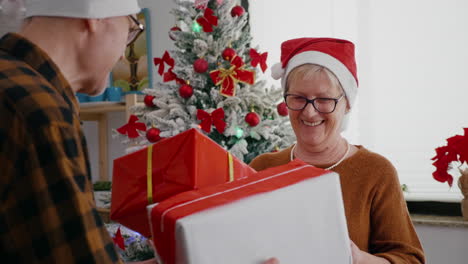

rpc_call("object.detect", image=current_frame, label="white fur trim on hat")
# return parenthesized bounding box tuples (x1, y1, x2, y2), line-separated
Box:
(25, 0, 140, 19)
(271, 62, 285, 80)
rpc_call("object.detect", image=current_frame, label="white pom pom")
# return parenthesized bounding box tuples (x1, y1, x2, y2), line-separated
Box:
(271, 63, 285, 80)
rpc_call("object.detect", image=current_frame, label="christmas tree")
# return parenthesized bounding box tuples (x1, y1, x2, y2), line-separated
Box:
(117, 0, 294, 163)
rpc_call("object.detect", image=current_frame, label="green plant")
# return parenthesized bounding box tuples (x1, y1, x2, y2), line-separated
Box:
(93, 181, 112, 191)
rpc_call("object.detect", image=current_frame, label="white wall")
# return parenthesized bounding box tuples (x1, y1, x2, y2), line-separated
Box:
(249, 0, 361, 143)
(358, 0, 468, 201)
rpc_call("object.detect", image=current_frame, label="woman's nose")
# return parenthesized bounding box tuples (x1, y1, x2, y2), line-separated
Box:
(301, 102, 319, 117)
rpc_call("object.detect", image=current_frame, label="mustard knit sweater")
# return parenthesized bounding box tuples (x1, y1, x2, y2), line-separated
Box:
(249, 145, 425, 264)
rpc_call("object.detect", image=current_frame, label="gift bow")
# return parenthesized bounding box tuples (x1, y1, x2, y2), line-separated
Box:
(197, 108, 226, 134)
(250, 48, 268, 73)
(154, 51, 175, 76)
(116, 115, 147, 138)
(163, 68, 185, 84)
(196, 8, 218, 32)
(210, 56, 255, 97)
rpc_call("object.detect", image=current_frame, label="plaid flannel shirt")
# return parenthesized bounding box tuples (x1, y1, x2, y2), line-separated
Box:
(0, 33, 122, 263)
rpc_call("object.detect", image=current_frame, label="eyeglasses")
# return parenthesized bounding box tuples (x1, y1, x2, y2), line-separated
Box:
(127, 15, 145, 46)
(284, 93, 344, 113)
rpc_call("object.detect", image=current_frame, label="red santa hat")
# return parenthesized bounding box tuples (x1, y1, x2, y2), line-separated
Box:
(272, 37, 358, 110)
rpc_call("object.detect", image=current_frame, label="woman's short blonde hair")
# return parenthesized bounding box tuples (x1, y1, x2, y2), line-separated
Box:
(285, 64, 343, 94)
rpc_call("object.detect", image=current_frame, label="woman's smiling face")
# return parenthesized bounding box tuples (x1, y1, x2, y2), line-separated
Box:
(286, 64, 348, 149)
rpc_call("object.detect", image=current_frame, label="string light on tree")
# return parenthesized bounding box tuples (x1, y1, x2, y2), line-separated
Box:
(192, 21, 202, 33)
(235, 127, 244, 138)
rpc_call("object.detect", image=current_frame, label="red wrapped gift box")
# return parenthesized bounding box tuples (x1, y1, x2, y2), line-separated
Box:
(110, 128, 256, 237)
(148, 160, 351, 264)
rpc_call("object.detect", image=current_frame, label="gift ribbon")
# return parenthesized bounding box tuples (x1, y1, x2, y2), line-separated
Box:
(147, 145, 153, 204)
(159, 164, 312, 231)
(228, 152, 234, 182)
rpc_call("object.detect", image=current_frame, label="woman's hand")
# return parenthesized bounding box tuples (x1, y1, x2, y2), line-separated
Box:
(350, 240, 390, 264)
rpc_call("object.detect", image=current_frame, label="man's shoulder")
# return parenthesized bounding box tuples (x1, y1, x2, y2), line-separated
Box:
(0, 55, 74, 127)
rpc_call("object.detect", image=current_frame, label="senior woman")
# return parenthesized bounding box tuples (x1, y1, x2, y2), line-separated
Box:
(249, 38, 425, 264)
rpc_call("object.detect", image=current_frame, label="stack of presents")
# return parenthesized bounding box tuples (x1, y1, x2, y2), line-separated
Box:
(110, 128, 352, 264)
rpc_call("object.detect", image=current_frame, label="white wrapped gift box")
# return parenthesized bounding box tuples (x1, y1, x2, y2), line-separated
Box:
(147, 160, 352, 264)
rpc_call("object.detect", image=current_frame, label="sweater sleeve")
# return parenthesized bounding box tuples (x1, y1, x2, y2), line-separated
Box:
(369, 158, 425, 264)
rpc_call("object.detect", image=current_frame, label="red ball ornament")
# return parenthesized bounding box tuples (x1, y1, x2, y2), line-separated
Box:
(222, 47, 236, 61)
(179, 84, 194, 98)
(277, 102, 288, 116)
(146, 127, 161, 143)
(231, 5, 245, 17)
(169, 26, 181, 41)
(193, 58, 209, 73)
(245, 112, 260, 127)
(144, 95, 155, 107)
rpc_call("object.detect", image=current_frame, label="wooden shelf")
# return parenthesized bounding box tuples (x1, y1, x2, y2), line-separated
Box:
(79, 94, 142, 181)
(80, 102, 126, 114)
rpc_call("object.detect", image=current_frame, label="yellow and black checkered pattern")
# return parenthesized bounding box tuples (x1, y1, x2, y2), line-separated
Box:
(0, 33, 122, 264)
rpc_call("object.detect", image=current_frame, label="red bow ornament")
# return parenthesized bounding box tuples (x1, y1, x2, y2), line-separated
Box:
(117, 115, 147, 138)
(163, 68, 185, 84)
(154, 51, 175, 76)
(250, 48, 268, 73)
(112, 227, 126, 250)
(196, 8, 218, 32)
(210, 56, 255, 97)
(197, 108, 226, 134)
